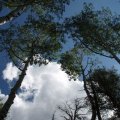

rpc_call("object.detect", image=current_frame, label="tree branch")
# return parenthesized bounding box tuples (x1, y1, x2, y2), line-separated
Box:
(75, 36, 114, 59)
(0, 0, 35, 25)
(9, 47, 26, 63)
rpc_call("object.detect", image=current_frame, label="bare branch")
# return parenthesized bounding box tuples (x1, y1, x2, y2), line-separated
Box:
(58, 98, 87, 120)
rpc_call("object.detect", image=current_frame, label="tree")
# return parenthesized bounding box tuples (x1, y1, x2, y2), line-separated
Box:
(86, 79, 102, 120)
(57, 98, 87, 120)
(0, 0, 71, 25)
(65, 3, 120, 64)
(0, 9, 65, 119)
(1, 1, 120, 119)
(0, 0, 78, 119)
(0, 101, 3, 111)
(59, 3, 120, 118)
(59, 46, 101, 120)
(51, 112, 56, 120)
(87, 68, 120, 118)
(59, 44, 120, 118)
(80, 64, 99, 120)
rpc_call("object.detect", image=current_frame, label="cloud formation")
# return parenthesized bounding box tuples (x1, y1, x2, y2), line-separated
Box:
(3, 63, 19, 81)
(2, 62, 85, 120)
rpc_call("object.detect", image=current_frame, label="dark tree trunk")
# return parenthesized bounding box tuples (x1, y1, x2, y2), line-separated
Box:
(90, 82, 102, 120)
(0, 55, 32, 120)
(81, 69, 96, 120)
(110, 51, 120, 65)
(83, 80, 96, 120)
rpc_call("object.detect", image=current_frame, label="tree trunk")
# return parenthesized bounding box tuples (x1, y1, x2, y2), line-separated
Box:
(83, 80, 96, 120)
(110, 51, 120, 65)
(0, 5, 26, 25)
(81, 68, 96, 120)
(0, 0, 35, 25)
(90, 82, 102, 120)
(0, 55, 32, 120)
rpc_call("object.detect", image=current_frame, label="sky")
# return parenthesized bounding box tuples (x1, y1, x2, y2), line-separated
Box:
(0, 0, 120, 120)
(2, 62, 85, 120)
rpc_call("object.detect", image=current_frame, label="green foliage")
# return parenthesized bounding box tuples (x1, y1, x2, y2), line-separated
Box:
(59, 47, 84, 80)
(1, 16, 64, 68)
(32, 0, 71, 17)
(1, 0, 71, 17)
(60, 52, 79, 80)
(65, 3, 120, 57)
(0, 0, 73, 66)
(1, 2, 120, 118)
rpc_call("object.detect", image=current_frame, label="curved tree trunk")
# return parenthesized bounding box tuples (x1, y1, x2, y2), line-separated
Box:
(0, 55, 32, 120)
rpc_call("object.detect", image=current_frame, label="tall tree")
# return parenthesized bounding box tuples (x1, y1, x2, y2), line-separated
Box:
(65, 3, 120, 64)
(59, 46, 101, 120)
(0, 0, 72, 119)
(80, 65, 98, 120)
(0, 13, 65, 119)
(60, 48, 119, 119)
(86, 80, 102, 120)
(87, 68, 120, 118)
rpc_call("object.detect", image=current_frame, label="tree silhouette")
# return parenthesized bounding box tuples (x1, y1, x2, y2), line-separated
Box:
(57, 98, 87, 120)
(87, 68, 120, 118)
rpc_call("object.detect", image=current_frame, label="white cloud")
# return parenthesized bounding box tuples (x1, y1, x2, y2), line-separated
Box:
(2, 62, 86, 120)
(2, 63, 19, 81)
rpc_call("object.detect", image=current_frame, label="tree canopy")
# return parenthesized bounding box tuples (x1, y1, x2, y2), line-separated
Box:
(1, 1, 120, 120)
(0, 0, 71, 25)
(65, 3, 120, 64)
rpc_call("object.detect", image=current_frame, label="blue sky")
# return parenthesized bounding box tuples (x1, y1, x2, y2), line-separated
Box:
(64, 0, 120, 16)
(0, 0, 120, 119)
